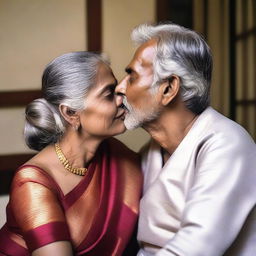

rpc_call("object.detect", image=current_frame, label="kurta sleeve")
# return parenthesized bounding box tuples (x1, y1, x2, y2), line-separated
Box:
(155, 132, 256, 256)
(10, 167, 70, 253)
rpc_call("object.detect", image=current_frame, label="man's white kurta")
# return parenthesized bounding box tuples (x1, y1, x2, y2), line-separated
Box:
(137, 107, 256, 256)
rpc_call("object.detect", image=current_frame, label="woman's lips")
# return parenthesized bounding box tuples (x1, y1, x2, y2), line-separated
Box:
(115, 109, 126, 119)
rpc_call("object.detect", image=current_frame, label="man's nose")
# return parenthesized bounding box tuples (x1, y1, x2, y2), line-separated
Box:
(115, 76, 128, 95)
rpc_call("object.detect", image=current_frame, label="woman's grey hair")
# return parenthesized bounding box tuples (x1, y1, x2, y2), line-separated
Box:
(24, 51, 109, 151)
(131, 23, 213, 114)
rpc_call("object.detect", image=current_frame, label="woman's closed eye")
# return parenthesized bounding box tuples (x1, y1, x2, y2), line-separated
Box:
(105, 86, 116, 100)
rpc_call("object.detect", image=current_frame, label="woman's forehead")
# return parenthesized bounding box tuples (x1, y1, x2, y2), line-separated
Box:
(88, 63, 117, 94)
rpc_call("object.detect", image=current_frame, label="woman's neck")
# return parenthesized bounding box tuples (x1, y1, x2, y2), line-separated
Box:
(58, 130, 103, 169)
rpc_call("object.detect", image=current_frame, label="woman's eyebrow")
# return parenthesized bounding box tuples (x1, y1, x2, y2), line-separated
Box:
(98, 82, 117, 95)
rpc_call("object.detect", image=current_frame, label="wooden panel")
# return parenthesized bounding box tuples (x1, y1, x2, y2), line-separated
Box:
(236, 99, 256, 105)
(156, 0, 170, 22)
(236, 28, 256, 40)
(0, 0, 102, 195)
(0, 90, 42, 108)
(156, 0, 193, 28)
(229, 0, 236, 119)
(0, 153, 35, 195)
(0, 0, 102, 108)
(86, 0, 102, 52)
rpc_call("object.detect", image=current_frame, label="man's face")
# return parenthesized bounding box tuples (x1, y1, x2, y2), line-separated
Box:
(115, 39, 161, 129)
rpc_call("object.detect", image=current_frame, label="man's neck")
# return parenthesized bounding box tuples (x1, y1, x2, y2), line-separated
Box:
(143, 106, 198, 155)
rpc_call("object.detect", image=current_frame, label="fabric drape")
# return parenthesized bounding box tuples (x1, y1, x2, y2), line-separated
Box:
(0, 138, 142, 256)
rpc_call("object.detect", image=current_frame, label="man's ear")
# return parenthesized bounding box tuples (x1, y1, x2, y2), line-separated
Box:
(159, 75, 180, 106)
(59, 104, 80, 127)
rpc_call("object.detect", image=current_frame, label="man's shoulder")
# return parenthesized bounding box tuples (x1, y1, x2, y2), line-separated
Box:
(138, 139, 162, 173)
(191, 108, 256, 162)
(202, 107, 255, 145)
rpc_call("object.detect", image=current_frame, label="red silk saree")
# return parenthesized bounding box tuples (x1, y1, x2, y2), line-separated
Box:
(0, 138, 142, 255)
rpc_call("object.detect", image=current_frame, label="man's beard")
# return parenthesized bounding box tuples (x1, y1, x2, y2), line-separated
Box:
(122, 96, 160, 130)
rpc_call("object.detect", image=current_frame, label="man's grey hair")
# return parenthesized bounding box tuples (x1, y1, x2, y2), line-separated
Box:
(131, 23, 213, 114)
(24, 51, 109, 151)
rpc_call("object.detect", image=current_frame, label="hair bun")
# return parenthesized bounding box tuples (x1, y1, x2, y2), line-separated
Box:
(24, 98, 65, 151)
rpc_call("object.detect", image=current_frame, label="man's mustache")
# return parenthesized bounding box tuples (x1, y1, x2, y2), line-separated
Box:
(120, 97, 130, 112)
(120, 103, 127, 110)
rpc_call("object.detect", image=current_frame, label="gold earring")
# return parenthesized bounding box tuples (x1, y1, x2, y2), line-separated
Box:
(73, 124, 79, 131)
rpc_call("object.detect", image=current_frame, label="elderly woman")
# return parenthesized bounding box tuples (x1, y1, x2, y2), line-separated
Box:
(0, 52, 142, 256)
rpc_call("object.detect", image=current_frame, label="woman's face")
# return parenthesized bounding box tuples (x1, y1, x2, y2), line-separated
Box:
(79, 63, 126, 138)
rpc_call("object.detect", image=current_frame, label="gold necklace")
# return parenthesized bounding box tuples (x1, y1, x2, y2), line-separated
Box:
(54, 143, 87, 176)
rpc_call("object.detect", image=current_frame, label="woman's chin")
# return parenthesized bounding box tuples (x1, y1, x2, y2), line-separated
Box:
(113, 124, 127, 136)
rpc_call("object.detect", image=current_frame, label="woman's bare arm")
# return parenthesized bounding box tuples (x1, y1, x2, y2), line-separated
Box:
(32, 241, 73, 256)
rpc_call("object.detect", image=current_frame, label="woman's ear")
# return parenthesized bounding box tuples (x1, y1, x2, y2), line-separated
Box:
(59, 104, 80, 128)
(159, 75, 180, 106)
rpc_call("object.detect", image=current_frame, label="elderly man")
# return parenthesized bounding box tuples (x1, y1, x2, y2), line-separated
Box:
(116, 23, 256, 256)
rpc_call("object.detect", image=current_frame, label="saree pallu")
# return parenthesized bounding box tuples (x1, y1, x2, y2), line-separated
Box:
(0, 138, 142, 255)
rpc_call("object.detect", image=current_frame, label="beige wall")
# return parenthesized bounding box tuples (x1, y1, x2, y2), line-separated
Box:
(0, 108, 30, 154)
(0, 0, 87, 227)
(0, 0, 86, 91)
(103, 0, 155, 81)
(0, 0, 156, 225)
(0, 196, 9, 227)
(0, 0, 154, 155)
(0, 0, 87, 154)
(103, 0, 155, 151)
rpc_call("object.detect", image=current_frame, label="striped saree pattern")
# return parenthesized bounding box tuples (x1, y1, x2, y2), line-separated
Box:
(0, 138, 142, 256)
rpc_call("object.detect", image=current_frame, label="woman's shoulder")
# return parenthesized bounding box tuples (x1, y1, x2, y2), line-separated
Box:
(12, 162, 61, 195)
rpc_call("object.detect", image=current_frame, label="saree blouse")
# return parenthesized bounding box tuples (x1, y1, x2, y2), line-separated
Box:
(0, 138, 142, 255)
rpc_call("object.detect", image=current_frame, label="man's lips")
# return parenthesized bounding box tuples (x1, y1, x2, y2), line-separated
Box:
(120, 103, 129, 111)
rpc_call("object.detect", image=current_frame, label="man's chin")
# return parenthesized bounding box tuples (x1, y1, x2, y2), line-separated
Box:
(124, 117, 141, 130)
